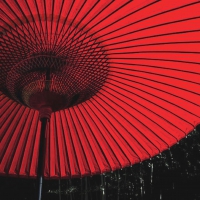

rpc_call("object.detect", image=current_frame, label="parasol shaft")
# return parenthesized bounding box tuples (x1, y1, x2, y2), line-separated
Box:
(38, 176, 43, 200)
(38, 118, 48, 200)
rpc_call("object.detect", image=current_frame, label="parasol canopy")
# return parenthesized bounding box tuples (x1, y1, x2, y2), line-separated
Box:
(1, 0, 200, 179)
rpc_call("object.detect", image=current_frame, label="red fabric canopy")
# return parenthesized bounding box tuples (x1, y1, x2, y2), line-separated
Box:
(0, 0, 200, 178)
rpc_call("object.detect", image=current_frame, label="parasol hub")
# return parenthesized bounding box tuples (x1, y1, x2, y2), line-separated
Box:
(38, 106, 52, 120)
(29, 90, 66, 116)
(5, 53, 109, 111)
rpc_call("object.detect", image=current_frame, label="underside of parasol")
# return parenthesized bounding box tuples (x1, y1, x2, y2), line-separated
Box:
(0, 0, 200, 179)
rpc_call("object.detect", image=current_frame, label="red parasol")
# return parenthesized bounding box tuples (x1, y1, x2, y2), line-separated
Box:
(1, 0, 200, 187)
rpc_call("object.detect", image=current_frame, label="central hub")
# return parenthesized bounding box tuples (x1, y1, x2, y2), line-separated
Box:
(29, 91, 66, 119)
(29, 91, 66, 111)
(6, 53, 109, 112)
(1, 18, 110, 114)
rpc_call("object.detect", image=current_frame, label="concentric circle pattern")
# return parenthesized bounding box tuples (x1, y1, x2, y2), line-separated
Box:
(1, 15, 109, 110)
(0, 0, 200, 178)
